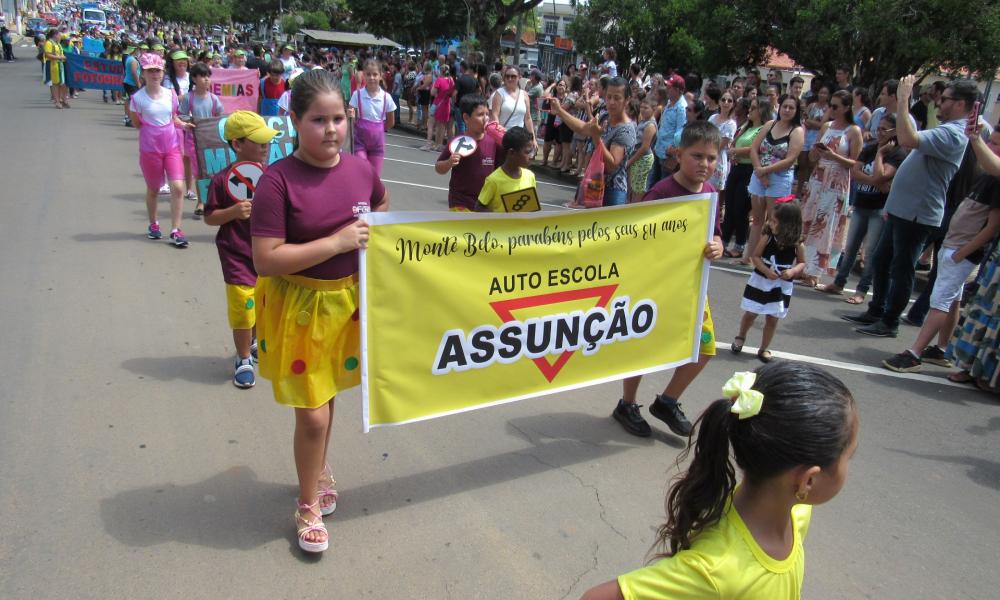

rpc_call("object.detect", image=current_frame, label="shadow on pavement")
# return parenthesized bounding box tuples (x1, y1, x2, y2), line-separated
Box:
(861, 372, 994, 407)
(506, 410, 686, 449)
(100, 415, 644, 555)
(121, 355, 230, 386)
(887, 449, 1000, 491)
(967, 416, 1000, 436)
(779, 315, 870, 341)
(99, 466, 300, 552)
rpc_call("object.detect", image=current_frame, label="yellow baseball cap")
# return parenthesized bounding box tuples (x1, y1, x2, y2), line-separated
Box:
(224, 111, 279, 144)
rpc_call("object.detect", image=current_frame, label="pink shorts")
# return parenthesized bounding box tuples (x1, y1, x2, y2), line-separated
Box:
(139, 145, 184, 189)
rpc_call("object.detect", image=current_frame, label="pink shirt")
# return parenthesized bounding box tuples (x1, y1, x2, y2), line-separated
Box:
(251, 153, 386, 281)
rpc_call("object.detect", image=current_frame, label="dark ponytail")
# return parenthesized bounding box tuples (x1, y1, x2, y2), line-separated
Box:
(652, 361, 855, 558)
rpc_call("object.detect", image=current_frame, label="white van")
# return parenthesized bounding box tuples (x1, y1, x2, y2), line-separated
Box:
(81, 8, 107, 31)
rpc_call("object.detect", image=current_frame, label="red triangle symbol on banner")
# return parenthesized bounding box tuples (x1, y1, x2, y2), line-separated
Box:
(489, 284, 619, 383)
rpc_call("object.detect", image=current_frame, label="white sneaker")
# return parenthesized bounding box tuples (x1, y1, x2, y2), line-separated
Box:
(159, 184, 170, 195)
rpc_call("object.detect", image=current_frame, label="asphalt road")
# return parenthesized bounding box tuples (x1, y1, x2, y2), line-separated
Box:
(1, 54, 998, 599)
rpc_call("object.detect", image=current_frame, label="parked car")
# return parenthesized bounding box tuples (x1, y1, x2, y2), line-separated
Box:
(25, 18, 50, 37)
(41, 12, 58, 25)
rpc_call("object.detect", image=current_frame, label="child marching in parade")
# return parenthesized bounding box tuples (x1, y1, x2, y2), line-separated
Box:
(179, 62, 225, 216)
(251, 70, 389, 553)
(349, 58, 396, 176)
(204, 111, 279, 388)
(129, 53, 194, 246)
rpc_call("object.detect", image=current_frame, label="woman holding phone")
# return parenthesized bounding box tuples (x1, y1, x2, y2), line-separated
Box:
(741, 95, 804, 267)
(799, 90, 863, 288)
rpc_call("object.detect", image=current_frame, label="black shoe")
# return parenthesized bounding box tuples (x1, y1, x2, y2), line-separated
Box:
(915, 262, 931, 273)
(900, 314, 922, 327)
(882, 351, 922, 373)
(841, 311, 878, 325)
(920, 345, 953, 368)
(612, 400, 651, 437)
(855, 322, 898, 337)
(648, 395, 693, 436)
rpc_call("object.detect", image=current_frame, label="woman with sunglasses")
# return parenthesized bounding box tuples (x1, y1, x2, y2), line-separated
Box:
(708, 90, 737, 207)
(799, 90, 863, 288)
(490, 65, 536, 152)
(819, 115, 905, 303)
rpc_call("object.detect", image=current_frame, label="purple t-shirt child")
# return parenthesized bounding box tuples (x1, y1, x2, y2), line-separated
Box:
(205, 165, 257, 286)
(437, 134, 503, 210)
(251, 153, 387, 280)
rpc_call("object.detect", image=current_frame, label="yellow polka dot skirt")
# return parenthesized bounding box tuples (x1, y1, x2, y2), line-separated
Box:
(255, 274, 362, 408)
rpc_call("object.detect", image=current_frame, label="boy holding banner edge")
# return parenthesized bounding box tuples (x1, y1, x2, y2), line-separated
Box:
(204, 111, 279, 388)
(616, 121, 725, 438)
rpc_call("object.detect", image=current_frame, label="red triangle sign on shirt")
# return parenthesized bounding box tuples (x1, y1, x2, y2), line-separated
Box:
(489, 284, 619, 383)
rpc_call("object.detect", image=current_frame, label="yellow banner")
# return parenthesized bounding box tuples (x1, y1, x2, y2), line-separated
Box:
(360, 195, 715, 431)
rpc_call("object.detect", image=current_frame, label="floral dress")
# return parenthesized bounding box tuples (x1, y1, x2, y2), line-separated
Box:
(948, 246, 1000, 385)
(801, 126, 853, 277)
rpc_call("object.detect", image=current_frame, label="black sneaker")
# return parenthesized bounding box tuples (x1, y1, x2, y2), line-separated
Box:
(915, 262, 931, 273)
(901, 314, 923, 327)
(648, 395, 693, 436)
(842, 311, 879, 325)
(856, 322, 898, 337)
(920, 345, 953, 368)
(882, 351, 922, 373)
(612, 400, 651, 437)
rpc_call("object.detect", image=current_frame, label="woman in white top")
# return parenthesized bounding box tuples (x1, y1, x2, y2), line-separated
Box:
(708, 90, 738, 203)
(490, 65, 536, 151)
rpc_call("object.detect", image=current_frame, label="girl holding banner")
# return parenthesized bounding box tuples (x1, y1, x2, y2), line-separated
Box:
(251, 70, 389, 553)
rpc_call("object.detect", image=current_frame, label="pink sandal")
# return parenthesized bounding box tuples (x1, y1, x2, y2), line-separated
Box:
(296, 500, 328, 553)
(318, 462, 339, 516)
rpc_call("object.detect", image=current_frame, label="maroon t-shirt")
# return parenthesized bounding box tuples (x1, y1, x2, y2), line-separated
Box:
(437, 133, 503, 210)
(643, 175, 722, 238)
(204, 165, 257, 287)
(251, 153, 386, 281)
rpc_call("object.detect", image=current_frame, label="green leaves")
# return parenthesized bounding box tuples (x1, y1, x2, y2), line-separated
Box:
(568, 0, 1000, 89)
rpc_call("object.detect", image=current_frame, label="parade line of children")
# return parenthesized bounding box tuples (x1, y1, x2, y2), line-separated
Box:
(110, 54, 869, 597)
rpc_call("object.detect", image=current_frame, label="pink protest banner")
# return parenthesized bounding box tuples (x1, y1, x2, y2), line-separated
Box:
(209, 68, 260, 113)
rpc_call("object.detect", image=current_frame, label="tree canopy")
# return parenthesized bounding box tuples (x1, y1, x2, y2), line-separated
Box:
(570, 0, 1000, 89)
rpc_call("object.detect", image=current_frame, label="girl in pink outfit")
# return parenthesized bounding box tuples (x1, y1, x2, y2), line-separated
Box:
(426, 65, 454, 152)
(129, 53, 196, 246)
(349, 58, 397, 176)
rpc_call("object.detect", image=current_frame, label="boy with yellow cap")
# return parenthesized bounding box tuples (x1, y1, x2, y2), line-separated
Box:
(203, 111, 279, 388)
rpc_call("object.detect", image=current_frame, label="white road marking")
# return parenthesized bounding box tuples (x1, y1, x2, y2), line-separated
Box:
(385, 157, 436, 168)
(708, 264, 917, 304)
(382, 179, 449, 191)
(715, 342, 968, 389)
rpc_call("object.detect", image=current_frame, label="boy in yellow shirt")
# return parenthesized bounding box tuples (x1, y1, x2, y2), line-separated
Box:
(477, 126, 536, 212)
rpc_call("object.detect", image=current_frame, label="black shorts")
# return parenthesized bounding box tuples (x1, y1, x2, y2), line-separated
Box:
(543, 120, 559, 143)
(123, 83, 139, 98)
(418, 90, 430, 106)
(558, 122, 575, 144)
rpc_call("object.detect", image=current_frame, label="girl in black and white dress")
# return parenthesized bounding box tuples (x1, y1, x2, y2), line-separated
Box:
(733, 200, 806, 363)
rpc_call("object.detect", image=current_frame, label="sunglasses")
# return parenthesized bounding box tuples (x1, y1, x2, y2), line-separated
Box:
(830, 103, 844, 109)
(720, 98, 734, 103)
(505, 74, 518, 79)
